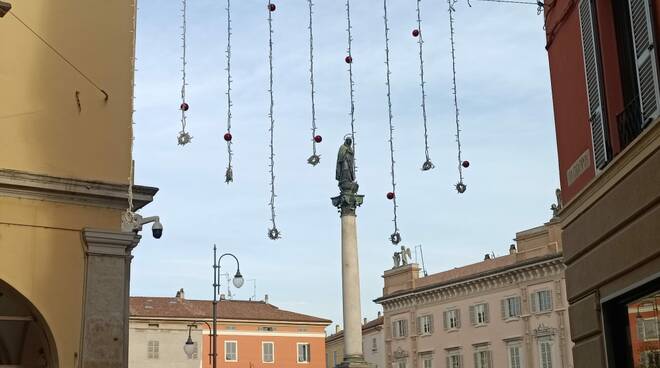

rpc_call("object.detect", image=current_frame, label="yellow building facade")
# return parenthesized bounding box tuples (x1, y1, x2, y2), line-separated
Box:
(0, 1, 155, 367)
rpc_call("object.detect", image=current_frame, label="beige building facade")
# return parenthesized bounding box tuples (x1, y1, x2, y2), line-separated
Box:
(326, 315, 385, 368)
(375, 222, 573, 368)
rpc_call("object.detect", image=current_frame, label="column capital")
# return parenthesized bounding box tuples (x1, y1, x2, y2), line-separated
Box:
(82, 228, 141, 257)
(331, 193, 364, 216)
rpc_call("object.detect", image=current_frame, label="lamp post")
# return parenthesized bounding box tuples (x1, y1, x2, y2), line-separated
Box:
(181, 246, 243, 368)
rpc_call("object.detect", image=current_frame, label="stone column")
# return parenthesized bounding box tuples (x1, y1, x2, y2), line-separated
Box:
(332, 193, 370, 368)
(80, 228, 140, 368)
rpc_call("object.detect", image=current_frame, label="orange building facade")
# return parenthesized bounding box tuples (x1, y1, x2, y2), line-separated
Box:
(129, 291, 331, 368)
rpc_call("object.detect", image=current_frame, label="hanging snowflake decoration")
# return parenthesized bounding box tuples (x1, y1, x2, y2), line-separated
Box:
(390, 232, 402, 245)
(177, 131, 193, 146)
(421, 160, 434, 171)
(307, 154, 321, 166)
(267, 227, 281, 240)
(455, 182, 467, 194)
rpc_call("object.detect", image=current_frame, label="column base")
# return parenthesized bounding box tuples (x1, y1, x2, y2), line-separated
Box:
(338, 355, 374, 368)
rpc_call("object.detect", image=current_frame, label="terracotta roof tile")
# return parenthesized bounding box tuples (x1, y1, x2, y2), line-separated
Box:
(326, 316, 383, 342)
(130, 297, 331, 324)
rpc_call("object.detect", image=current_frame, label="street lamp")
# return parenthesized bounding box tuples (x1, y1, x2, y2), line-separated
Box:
(183, 321, 212, 361)
(211, 245, 243, 368)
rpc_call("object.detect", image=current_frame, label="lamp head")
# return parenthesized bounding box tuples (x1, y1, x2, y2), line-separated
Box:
(183, 335, 195, 358)
(233, 270, 244, 288)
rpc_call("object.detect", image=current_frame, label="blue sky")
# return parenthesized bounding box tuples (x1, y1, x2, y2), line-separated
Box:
(130, 0, 557, 330)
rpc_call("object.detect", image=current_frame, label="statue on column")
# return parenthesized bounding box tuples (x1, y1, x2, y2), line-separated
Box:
(336, 136, 359, 194)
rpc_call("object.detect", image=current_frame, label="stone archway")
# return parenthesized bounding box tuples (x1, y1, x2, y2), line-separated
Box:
(0, 280, 58, 368)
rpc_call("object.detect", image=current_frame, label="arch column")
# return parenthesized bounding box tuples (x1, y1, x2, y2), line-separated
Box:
(80, 228, 140, 368)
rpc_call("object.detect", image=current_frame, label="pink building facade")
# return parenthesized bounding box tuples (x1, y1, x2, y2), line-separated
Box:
(375, 222, 574, 368)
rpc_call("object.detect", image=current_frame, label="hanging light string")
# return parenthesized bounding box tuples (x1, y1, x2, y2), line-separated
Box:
(415, 0, 434, 171)
(178, 0, 192, 146)
(382, 0, 401, 245)
(266, 1, 280, 240)
(306, 0, 321, 166)
(225, 0, 234, 182)
(448, 0, 467, 193)
(345, 0, 357, 162)
(469, 0, 544, 14)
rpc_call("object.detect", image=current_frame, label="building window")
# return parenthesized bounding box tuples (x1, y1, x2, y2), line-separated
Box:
(473, 349, 492, 368)
(393, 319, 408, 338)
(421, 355, 433, 368)
(531, 290, 553, 313)
(506, 342, 522, 368)
(298, 343, 311, 363)
(538, 339, 553, 368)
(443, 309, 461, 330)
(502, 296, 522, 319)
(446, 352, 462, 368)
(333, 351, 338, 366)
(638, 318, 660, 341)
(263, 342, 274, 363)
(640, 350, 660, 367)
(396, 360, 406, 368)
(259, 326, 275, 331)
(372, 337, 378, 351)
(147, 340, 159, 359)
(470, 303, 489, 326)
(225, 341, 238, 362)
(417, 315, 433, 335)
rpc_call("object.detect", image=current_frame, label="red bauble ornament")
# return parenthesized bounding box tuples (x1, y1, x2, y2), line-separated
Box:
(462, 160, 470, 168)
(412, 29, 420, 37)
(314, 135, 322, 143)
(180, 102, 189, 111)
(268, 3, 276, 11)
(345, 55, 353, 64)
(224, 132, 233, 142)
(386, 192, 395, 200)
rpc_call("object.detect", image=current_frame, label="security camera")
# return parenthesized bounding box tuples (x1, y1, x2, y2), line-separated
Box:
(121, 213, 163, 239)
(152, 219, 163, 239)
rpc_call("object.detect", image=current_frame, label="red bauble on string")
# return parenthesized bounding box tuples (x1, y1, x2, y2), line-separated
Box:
(180, 102, 189, 111)
(268, 3, 276, 11)
(345, 55, 353, 64)
(314, 135, 322, 143)
(224, 132, 233, 142)
(462, 160, 470, 168)
(386, 192, 395, 200)
(412, 29, 420, 37)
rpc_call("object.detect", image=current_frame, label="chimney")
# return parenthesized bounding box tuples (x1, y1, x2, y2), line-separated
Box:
(176, 288, 185, 301)
(484, 254, 491, 260)
(335, 324, 340, 334)
(264, 294, 269, 304)
(219, 294, 226, 300)
(377, 311, 382, 318)
(363, 317, 367, 325)
(509, 243, 517, 255)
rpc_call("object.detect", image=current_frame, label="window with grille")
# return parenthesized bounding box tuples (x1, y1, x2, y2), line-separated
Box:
(539, 339, 553, 368)
(638, 318, 660, 340)
(147, 340, 159, 359)
(532, 290, 554, 313)
(298, 343, 311, 363)
(470, 304, 489, 326)
(422, 356, 432, 368)
(392, 319, 408, 338)
(473, 350, 492, 368)
(507, 343, 522, 368)
(446, 354, 461, 368)
(417, 315, 433, 335)
(397, 360, 406, 368)
(502, 296, 522, 319)
(372, 337, 378, 351)
(443, 309, 460, 330)
(225, 341, 238, 361)
(263, 342, 274, 363)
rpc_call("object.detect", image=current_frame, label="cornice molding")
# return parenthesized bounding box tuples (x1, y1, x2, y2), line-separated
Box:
(378, 257, 564, 312)
(82, 228, 141, 256)
(0, 169, 157, 210)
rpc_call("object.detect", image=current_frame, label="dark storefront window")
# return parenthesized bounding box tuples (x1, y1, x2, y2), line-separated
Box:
(603, 279, 660, 367)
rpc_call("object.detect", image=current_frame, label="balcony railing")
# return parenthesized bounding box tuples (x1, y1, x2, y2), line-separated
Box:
(617, 97, 643, 150)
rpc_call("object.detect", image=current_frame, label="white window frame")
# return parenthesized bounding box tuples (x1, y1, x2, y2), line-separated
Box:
(446, 353, 462, 368)
(225, 340, 238, 362)
(393, 319, 408, 338)
(147, 340, 159, 359)
(297, 342, 311, 363)
(473, 346, 492, 368)
(538, 338, 553, 368)
(502, 296, 521, 320)
(421, 355, 433, 368)
(639, 318, 660, 340)
(262, 341, 275, 363)
(532, 290, 554, 313)
(506, 342, 522, 368)
(474, 304, 489, 325)
(419, 315, 433, 335)
(445, 309, 460, 330)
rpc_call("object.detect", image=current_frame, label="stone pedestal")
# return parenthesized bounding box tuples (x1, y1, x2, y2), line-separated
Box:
(80, 228, 141, 368)
(332, 193, 370, 366)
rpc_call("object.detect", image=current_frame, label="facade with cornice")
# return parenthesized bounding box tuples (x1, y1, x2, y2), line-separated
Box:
(0, 0, 156, 366)
(375, 222, 573, 368)
(326, 314, 385, 368)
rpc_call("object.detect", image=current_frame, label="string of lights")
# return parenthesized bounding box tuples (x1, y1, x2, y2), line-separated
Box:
(415, 0, 434, 172)
(266, 1, 280, 240)
(382, 0, 402, 246)
(224, 0, 234, 182)
(177, 0, 192, 146)
(448, 0, 467, 194)
(307, 0, 321, 167)
(345, 0, 357, 165)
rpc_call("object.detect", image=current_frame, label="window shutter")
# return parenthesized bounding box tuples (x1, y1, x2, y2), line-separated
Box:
(578, 0, 609, 170)
(443, 311, 449, 330)
(531, 292, 539, 313)
(547, 291, 554, 311)
(456, 310, 461, 328)
(515, 297, 522, 316)
(309, 344, 312, 362)
(473, 353, 478, 368)
(483, 304, 490, 323)
(469, 306, 476, 326)
(392, 322, 398, 338)
(429, 315, 434, 333)
(487, 351, 493, 368)
(458, 355, 463, 368)
(501, 299, 507, 319)
(629, 0, 660, 125)
(417, 317, 422, 335)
